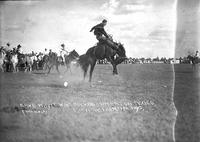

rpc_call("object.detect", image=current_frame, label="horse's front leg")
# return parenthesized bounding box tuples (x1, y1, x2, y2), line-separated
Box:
(113, 64, 118, 75)
(0, 65, 3, 72)
(30, 64, 32, 72)
(64, 63, 70, 73)
(107, 57, 118, 75)
(13, 63, 16, 73)
(47, 65, 51, 74)
(89, 60, 96, 82)
(56, 63, 60, 74)
(24, 63, 27, 72)
(115, 56, 127, 65)
(16, 63, 19, 72)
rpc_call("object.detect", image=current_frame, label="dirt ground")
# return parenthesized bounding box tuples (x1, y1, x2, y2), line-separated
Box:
(0, 64, 180, 142)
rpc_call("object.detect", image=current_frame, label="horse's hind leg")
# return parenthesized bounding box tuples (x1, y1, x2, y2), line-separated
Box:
(89, 60, 96, 82)
(56, 64, 60, 74)
(47, 65, 51, 74)
(12, 63, 16, 73)
(16, 64, 19, 72)
(30, 64, 32, 72)
(112, 64, 118, 75)
(82, 63, 89, 80)
(84, 67, 88, 80)
(0, 66, 3, 72)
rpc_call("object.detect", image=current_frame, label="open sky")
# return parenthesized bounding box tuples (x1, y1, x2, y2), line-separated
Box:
(175, 0, 200, 58)
(0, 0, 177, 58)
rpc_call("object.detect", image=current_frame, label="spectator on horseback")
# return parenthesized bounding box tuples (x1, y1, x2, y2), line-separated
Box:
(60, 43, 69, 63)
(61, 44, 69, 55)
(90, 19, 119, 51)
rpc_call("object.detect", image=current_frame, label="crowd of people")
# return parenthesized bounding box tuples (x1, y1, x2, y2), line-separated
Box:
(1, 42, 69, 59)
(0, 42, 70, 72)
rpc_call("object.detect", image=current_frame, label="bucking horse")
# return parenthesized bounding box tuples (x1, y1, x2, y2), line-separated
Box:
(78, 40, 127, 82)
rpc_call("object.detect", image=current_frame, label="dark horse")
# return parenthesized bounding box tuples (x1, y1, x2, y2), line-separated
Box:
(43, 52, 59, 74)
(187, 55, 199, 69)
(78, 42, 126, 82)
(64, 49, 79, 73)
(43, 50, 79, 74)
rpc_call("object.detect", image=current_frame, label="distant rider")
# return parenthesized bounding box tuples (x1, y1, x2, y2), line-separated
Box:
(60, 43, 70, 63)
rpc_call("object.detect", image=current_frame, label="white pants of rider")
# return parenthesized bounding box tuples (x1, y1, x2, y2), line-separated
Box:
(61, 55, 65, 62)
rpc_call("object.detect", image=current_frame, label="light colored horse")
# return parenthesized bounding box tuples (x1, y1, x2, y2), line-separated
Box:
(11, 54, 18, 72)
(64, 50, 79, 73)
(0, 48, 6, 72)
(24, 55, 33, 72)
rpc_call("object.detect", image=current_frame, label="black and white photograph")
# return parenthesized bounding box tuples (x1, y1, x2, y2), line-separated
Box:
(0, 0, 199, 142)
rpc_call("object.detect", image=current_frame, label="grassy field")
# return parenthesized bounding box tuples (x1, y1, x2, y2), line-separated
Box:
(173, 64, 200, 142)
(0, 64, 177, 142)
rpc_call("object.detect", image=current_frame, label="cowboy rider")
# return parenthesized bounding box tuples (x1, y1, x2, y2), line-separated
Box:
(61, 44, 69, 54)
(90, 19, 119, 51)
(60, 43, 70, 62)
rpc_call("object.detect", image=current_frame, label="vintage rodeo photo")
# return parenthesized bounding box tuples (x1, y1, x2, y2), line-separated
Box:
(0, 0, 199, 142)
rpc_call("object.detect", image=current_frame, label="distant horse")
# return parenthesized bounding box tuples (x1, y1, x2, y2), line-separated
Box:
(187, 55, 199, 69)
(11, 54, 18, 72)
(30, 55, 38, 71)
(4, 50, 12, 72)
(64, 49, 79, 73)
(43, 52, 60, 74)
(78, 42, 127, 82)
(0, 47, 6, 72)
(16, 53, 30, 72)
(43, 50, 79, 74)
(21, 55, 33, 72)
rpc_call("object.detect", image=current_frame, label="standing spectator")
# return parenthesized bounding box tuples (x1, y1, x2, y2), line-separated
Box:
(6, 42, 11, 51)
(17, 44, 23, 54)
(43, 48, 48, 56)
